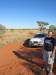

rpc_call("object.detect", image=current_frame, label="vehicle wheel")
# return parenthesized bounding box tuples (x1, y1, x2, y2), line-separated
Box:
(23, 39, 30, 47)
(29, 41, 33, 48)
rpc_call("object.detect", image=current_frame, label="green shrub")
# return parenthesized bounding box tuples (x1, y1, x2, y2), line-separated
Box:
(10, 29, 15, 32)
(0, 24, 6, 36)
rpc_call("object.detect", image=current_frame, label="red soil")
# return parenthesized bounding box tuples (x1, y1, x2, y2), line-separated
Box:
(0, 43, 55, 75)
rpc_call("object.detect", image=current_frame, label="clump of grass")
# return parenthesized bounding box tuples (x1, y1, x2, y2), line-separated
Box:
(0, 44, 4, 48)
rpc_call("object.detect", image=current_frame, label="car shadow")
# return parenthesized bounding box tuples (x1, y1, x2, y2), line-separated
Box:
(13, 50, 46, 75)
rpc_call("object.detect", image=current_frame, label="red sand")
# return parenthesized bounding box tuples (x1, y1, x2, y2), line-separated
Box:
(0, 43, 55, 75)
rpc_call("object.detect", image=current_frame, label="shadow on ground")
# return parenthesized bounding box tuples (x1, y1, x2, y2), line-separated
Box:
(13, 50, 46, 75)
(13, 49, 56, 75)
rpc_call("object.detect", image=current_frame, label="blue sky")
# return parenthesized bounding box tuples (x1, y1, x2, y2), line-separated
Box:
(0, 0, 56, 29)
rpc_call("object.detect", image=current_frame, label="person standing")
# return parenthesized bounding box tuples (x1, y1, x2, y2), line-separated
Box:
(43, 31, 56, 75)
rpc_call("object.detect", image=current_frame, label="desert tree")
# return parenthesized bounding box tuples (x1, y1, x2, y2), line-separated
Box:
(49, 25, 56, 30)
(49, 25, 56, 38)
(37, 21, 49, 31)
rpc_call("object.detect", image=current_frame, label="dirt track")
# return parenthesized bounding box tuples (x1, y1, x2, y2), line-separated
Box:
(0, 42, 56, 75)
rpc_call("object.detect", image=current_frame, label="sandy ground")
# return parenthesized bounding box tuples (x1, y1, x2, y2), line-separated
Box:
(0, 42, 56, 75)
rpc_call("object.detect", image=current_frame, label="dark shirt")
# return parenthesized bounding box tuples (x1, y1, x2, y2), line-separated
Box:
(44, 37, 56, 51)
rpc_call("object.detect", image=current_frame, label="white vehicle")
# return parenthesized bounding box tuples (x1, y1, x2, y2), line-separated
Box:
(29, 32, 47, 47)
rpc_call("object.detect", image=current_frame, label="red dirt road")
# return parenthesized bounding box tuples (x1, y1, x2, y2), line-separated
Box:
(0, 43, 55, 75)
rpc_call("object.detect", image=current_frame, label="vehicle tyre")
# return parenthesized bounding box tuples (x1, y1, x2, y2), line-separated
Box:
(23, 39, 30, 47)
(29, 41, 33, 48)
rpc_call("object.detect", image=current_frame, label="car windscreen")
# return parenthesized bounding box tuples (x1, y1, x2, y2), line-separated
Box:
(34, 34, 46, 38)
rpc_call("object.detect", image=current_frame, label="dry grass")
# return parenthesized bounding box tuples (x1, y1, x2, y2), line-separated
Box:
(0, 29, 48, 48)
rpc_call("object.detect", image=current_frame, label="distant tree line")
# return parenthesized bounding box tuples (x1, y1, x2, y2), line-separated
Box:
(0, 22, 56, 37)
(0, 24, 6, 36)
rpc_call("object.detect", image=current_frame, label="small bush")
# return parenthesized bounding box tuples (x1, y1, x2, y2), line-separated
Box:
(10, 29, 15, 32)
(0, 24, 6, 36)
(49, 29, 56, 38)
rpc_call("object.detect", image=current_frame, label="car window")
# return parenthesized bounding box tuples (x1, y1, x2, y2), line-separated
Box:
(34, 34, 46, 38)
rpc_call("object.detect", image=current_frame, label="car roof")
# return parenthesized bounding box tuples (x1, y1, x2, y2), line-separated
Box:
(36, 32, 46, 34)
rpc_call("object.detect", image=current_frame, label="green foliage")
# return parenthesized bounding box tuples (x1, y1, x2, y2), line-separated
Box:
(49, 25, 56, 30)
(10, 29, 15, 32)
(0, 24, 6, 36)
(37, 21, 49, 31)
(37, 21, 49, 26)
(49, 25, 56, 38)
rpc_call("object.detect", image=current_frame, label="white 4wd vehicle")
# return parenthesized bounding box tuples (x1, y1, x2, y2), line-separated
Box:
(29, 32, 47, 47)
